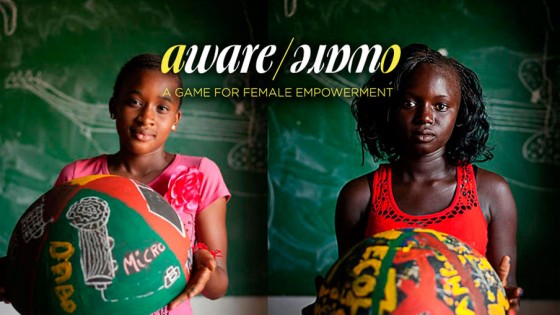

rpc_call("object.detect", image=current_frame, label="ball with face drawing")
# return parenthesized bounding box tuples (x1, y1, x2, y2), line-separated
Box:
(6, 175, 190, 315)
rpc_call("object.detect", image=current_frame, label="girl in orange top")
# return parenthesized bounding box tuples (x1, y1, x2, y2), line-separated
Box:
(336, 44, 522, 312)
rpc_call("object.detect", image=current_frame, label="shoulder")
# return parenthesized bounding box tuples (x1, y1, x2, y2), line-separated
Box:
(474, 166, 516, 220)
(61, 155, 98, 168)
(338, 164, 387, 205)
(196, 156, 223, 178)
(55, 155, 106, 185)
(174, 154, 220, 172)
(336, 172, 373, 219)
(338, 174, 371, 205)
(173, 154, 202, 166)
(174, 154, 228, 182)
(335, 172, 375, 257)
(198, 156, 221, 172)
(475, 167, 512, 199)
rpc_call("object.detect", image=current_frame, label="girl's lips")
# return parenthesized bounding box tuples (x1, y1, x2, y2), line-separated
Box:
(131, 129, 155, 141)
(413, 130, 435, 143)
(414, 134, 436, 142)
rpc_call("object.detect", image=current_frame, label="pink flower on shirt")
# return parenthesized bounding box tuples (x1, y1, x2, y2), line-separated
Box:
(164, 166, 203, 213)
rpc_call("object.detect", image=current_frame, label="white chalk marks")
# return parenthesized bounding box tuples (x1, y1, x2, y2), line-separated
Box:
(5, 71, 114, 152)
(163, 266, 180, 289)
(66, 196, 117, 292)
(0, 0, 17, 37)
(489, 55, 560, 165)
(20, 195, 54, 243)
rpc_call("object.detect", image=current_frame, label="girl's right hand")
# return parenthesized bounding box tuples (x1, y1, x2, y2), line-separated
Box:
(168, 248, 217, 310)
(498, 256, 522, 315)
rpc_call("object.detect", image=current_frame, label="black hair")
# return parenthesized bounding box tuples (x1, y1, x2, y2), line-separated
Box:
(112, 53, 183, 107)
(351, 43, 493, 165)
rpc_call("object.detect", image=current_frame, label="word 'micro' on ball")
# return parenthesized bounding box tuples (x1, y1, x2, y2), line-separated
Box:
(6, 175, 190, 315)
(314, 228, 509, 315)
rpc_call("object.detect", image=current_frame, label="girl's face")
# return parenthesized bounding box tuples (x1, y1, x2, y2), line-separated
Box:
(392, 63, 461, 158)
(110, 69, 182, 156)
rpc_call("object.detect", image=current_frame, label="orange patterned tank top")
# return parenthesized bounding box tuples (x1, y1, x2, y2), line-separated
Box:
(364, 164, 488, 256)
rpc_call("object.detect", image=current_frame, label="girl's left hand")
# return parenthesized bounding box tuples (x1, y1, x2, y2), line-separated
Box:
(497, 256, 523, 315)
(168, 248, 217, 310)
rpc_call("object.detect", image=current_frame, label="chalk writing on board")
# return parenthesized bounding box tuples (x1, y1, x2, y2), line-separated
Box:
(0, 0, 17, 37)
(223, 73, 267, 173)
(4, 70, 266, 174)
(518, 54, 559, 165)
(283, 0, 297, 18)
(490, 53, 560, 166)
(22, 2, 181, 42)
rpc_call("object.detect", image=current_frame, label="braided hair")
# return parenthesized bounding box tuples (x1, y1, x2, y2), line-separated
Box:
(351, 43, 493, 165)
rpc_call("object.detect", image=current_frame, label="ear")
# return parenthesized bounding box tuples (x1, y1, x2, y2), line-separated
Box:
(173, 110, 182, 130)
(171, 110, 183, 131)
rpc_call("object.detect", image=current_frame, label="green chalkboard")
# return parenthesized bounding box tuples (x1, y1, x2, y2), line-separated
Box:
(0, 1, 267, 295)
(268, 0, 560, 299)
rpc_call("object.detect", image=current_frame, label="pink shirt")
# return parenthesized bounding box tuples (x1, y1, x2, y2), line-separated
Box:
(55, 154, 230, 315)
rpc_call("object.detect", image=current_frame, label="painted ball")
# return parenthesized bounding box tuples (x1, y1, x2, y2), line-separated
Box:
(6, 175, 190, 315)
(314, 228, 509, 315)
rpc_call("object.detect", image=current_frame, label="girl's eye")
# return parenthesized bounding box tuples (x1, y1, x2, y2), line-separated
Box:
(402, 100, 416, 108)
(128, 99, 142, 107)
(157, 105, 170, 113)
(435, 103, 448, 111)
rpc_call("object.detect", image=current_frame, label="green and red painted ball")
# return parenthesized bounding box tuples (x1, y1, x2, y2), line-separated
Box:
(6, 175, 190, 315)
(314, 228, 509, 315)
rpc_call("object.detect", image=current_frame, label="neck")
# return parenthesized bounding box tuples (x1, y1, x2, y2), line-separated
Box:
(110, 150, 172, 178)
(393, 149, 454, 182)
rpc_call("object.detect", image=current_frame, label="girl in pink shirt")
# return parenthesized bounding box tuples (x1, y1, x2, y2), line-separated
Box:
(1, 54, 230, 315)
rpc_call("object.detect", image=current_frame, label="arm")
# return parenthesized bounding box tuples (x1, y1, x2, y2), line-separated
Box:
(335, 174, 372, 258)
(477, 169, 521, 311)
(478, 169, 518, 285)
(169, 197, 228, 309)
(194, 196, 228, 299)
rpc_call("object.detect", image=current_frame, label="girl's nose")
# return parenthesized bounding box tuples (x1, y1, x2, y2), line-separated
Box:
(137, 106, 156, 125)
(415, 103, 434, 125)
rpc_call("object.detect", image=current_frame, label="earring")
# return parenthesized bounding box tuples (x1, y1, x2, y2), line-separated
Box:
(110, 113, 115, 119)
(171, 125, 176, 131)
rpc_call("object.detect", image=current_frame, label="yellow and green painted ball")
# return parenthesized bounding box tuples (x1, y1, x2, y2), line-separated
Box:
(314, 228, 509, 315)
